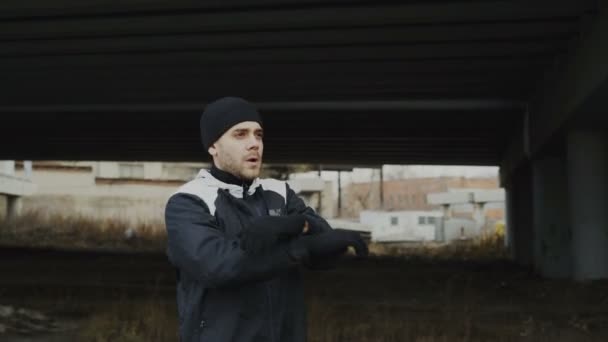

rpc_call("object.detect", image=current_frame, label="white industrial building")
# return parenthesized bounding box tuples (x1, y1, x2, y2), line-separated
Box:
(361, 210, 442, 242)
(0, 161, 36, 220)
(359, 188, 505, 244)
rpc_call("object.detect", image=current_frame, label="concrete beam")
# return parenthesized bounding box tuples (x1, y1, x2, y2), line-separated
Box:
(428, 190, 504, 206)
(287, 178, 325, 193)
(0, 174, 36, 196)
(0, 99, 523, 113)
(502, 4, 608, 181)
(427, 192, 473, 205)
(473, 189, 505, 203)
(529, 6, 608, 154)
(327, 219, 372, 233)
(0, 1, 594, 41)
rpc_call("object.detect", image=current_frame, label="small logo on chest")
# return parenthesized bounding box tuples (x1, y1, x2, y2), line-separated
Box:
(268, 209, 282, 216)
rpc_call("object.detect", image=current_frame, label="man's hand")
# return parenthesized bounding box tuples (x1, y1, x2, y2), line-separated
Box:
(288, 229, 368, 263)
(240, 215, 307, 254)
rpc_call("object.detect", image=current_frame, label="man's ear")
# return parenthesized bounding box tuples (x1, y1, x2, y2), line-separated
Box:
(208, 144, 218, 157)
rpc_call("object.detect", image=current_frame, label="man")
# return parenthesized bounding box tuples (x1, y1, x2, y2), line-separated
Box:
(165, 96, 368, 342)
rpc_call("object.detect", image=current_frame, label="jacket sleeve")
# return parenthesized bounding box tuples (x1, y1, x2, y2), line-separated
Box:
(285, 184, 332, 234)
(285, 184, 338, 270)
(165, 193, 297, 289)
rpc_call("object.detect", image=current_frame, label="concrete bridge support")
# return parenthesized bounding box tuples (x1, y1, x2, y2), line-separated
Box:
(506, 163, 535, 267)
(5, 195, 22, 221)
(472, 202, 486, 234)
(0, 161, 35, 222)
(532, 156, 572, 278)
(505, 131, 608, 280)
(504, 185, 513, 250)
(567, 130, 608, 281)
(500, 4, 608, 280)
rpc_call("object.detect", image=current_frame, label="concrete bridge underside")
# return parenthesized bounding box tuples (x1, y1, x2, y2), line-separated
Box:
(1, 0, 608, 280)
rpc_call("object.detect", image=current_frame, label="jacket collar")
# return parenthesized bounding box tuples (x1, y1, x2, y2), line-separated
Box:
(195, 168, 261, 198)
(210, 164, 253, 187)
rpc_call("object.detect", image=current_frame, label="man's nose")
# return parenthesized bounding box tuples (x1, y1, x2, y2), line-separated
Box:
(246, 134, 260, 149)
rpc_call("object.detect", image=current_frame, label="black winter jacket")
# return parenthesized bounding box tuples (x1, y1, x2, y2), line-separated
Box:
(165, 169, 331, 342)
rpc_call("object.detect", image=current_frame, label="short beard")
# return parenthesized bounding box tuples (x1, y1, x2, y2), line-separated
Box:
(240, 168, 260, 181)
(217, 154, 260, 181)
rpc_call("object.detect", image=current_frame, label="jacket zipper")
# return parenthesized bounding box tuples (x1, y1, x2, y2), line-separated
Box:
(266, 283, 276, 342)
(198, 289, 208, 336)
(241, 182, 276, 341)
(242, 182, 249, 199)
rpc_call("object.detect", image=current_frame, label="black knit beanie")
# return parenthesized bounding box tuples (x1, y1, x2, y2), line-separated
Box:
(200, 97, 263, 150)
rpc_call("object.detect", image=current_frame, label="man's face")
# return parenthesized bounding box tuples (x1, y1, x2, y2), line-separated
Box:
(209, 121, 264, 181)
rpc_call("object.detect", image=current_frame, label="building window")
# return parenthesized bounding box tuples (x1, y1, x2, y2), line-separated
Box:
(162, 165, 199, 180)
(418, 216, 426, 225)
(118, 163, 144, 179)
(427, 217, 436, 225)
(390, 217, 399, 226)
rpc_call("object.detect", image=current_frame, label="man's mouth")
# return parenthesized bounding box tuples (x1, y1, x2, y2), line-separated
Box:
(245, 156, 259, 163)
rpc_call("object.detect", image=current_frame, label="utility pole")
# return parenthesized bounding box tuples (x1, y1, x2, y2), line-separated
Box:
(337, 170, 342, 217)
(379, 165, 384, 209)
(317, 164, 322, 215)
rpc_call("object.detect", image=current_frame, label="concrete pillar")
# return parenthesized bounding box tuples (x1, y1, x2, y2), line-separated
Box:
(567, 130, 608, 280)
(23, 161, 33, 180)
(532, 156, 572, 278)
(472, 202, 486, 234)
(507, 163, 535, 267)
(436, 217, 446, 243)
(6, 195, 22, 221)
(504, 184, 514, 249)
(441, 204, 452, 219)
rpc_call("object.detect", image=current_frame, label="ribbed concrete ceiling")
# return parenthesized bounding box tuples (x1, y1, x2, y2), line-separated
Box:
(0, 0, 597, 165)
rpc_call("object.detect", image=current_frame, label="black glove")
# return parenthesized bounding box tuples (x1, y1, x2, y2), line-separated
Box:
(288, 229, 368, 263)
(240, 215, 306, 254)
(303, 219, 329, 235)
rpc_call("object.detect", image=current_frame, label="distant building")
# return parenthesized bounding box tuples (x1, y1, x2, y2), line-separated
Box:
(343, 176, 504, 220)
(13, 161, 206, 226)
(0, 161, 36, 220)
(361, 210, 443, 242)
(12, 161, 332, 226)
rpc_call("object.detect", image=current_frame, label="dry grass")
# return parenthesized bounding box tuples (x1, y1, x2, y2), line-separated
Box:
(79, 297, 493, 342)
(78, 297, 177, 342)
(1, 210, 507, 262)
(0, 210, 166, 252)
(74, 267, 600, 342)
(6, 212, 605, 341)
(368, 230, 508, 261)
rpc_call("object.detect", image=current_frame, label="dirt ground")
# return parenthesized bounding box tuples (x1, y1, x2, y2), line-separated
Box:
(1, 246, 607, 342)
